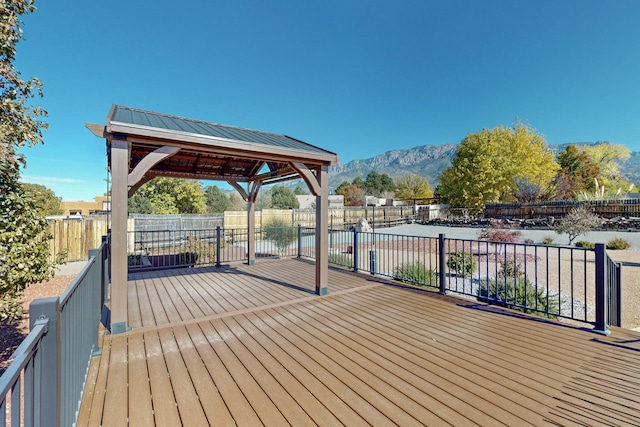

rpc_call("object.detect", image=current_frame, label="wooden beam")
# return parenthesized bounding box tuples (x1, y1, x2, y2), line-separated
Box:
(85, 123, 106, 138)
(128, 173, 156, 198)
(290, 162, 320, 196)
(227, 180, 249, 201)
(127, 145, 179, 187)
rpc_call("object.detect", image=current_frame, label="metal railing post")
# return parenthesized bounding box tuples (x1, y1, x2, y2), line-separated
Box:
(298, 224, 302, 259)
(594, 243, 610, 335)
(353, 229, 359, 273)
(30, 297, 61, 427)
(438, 234, 447, 294)
(216, 226, 222, 267)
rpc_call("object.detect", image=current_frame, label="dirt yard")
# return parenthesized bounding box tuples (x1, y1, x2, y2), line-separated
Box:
(0, 275, 75, 375)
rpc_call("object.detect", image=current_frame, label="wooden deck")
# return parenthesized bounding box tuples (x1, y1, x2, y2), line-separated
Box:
(78, 259, 640, 426)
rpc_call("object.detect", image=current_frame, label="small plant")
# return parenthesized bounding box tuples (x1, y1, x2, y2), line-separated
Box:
(394, 262, 438, 287)
(478, 225, 522, 243)
(554, 206, 601, 245)
(607, 238, 632, 250)
(263, 218, 298, 257)
(328, 252, 353, 268)
(478, 260, 559, 318)
(574, 240, 595, 249)
(523, 238, 534, 244)
(180, 236, 215, 267)
(540, 236, 554, 245)
(446, 251, 476, 278)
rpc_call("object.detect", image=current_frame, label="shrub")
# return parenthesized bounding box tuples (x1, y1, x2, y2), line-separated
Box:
(394, 262, 438, 287)
(574, 240, 595, 248)
(478, 261, 559, 318)
(607, 238, 631, 250)
(0, 294, 24, 324)
(180, 236, 215, 267)
(523, 238, 534, 244)
(540, 236, 554, 245)
(328, 252, 353, 268)
(446, 251, 476, 278)
(263, 218, 298, 257)
(553, 206, 601, 244)
(478, 226, 522, 243)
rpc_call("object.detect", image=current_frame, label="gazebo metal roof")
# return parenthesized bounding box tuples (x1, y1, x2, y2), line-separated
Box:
(97, 105, 337, 186)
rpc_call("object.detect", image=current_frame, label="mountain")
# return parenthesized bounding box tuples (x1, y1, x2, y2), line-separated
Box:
(328, 144, 458, 190)
(327, 143, 640, 190)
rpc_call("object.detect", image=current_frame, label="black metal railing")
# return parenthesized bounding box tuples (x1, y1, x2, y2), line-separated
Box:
(1, 237, 109, 427)
(317, 229, 621, 333)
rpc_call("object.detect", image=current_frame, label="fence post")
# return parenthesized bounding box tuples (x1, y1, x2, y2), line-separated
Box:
(353, 229, 359, 273)
(30, 297, 61, 427)
(438, 234, 447, 295)
(298, 224, 302, 259)
(216, 226, 221, 267)
(593, 243, 610, 335)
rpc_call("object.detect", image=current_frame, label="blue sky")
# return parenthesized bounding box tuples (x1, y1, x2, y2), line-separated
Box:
(15, 0, 640, 201)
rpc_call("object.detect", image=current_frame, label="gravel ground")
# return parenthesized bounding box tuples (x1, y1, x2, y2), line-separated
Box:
(380, 224, 640, 329)
(0, 261, 86, 375)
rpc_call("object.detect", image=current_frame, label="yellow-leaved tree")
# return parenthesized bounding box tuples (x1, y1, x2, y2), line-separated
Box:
(394, 174, 433, 201)
(438, 122, 558, 214)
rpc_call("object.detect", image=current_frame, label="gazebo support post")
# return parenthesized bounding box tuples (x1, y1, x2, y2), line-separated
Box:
(315, 164, 329, 296)
(109, 139, 130, 334)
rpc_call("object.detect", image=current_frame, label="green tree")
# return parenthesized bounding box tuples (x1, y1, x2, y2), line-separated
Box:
(21, 183, 62, 216)
(364, 171, 395, 196)
(394, 174, 433, 200)
(130, 178, 207, 214)
(205, 185, 232, 213)
(128, 192, 154, 214)
(352, 177, 365, 189)
(293, 185, 308, 195)
(1, 0, 58, 323)
(438, 122, 558, 214)
(556, 145, 599, 197)
(270, 185, 299, 209)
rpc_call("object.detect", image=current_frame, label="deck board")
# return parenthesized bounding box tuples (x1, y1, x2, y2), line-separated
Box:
(80, 259, 640, 426)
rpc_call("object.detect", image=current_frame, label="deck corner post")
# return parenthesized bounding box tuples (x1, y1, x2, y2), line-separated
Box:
(216, 226, 222, 267)
(353, 229, 359, 273)
(297, 224, 302, 259)
(438, 233, 447, 295)
(30, 297, 61, 427)
(593, 243, 610, 335)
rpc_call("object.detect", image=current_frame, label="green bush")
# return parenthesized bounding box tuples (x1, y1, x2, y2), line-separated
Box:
(446, 251, 476, 278)
(0, 294, 24, 324)
(575, 240, 595, 248)
(607, 238, 632, 250)
(263, 218, 298, 257)
(478, 260, 559, 318)
(540, 236, 554, 245)
(328, 252, 353, 268)
(394, 262, 438, 287)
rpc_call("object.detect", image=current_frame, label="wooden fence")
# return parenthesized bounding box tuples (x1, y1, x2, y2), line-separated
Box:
(485, 198, 640, 220)
(47, 217, 109, 263)
(48, 206, 417, 263)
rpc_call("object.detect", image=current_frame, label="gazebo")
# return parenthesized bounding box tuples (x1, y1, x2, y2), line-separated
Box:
(87, 105, 338, 333)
